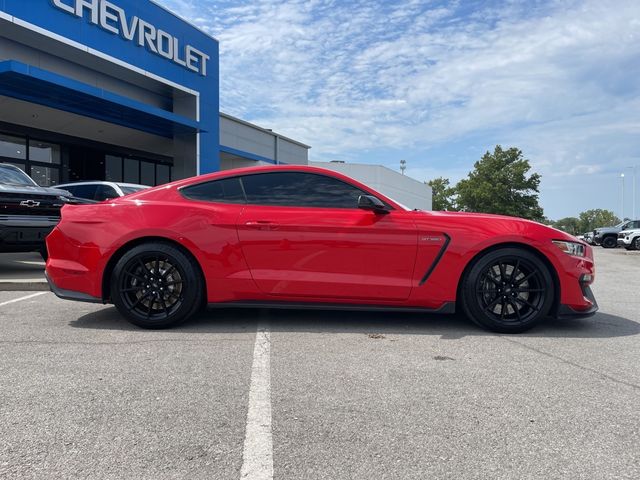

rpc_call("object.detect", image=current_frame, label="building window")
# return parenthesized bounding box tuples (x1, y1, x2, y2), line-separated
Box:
(0, 133, 27, 160)
(105, 155, 123, 182)
(156, 164, 171, 185)
(140, 161, 155, 186)
(30, 165, 60, 186)
(124, 158, 139, 184)
(29, 140, 61, 164)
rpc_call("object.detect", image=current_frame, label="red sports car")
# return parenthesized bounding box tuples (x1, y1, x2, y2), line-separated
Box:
(45, 165, 597, 333)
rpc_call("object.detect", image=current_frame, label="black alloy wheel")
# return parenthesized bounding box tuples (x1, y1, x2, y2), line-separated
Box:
(461, 248, 554, 333)
(602, 236, 617, 249)
(111, 242, 203, 328)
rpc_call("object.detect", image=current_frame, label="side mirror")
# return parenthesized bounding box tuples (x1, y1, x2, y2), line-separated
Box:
(358, 195, 390, 214)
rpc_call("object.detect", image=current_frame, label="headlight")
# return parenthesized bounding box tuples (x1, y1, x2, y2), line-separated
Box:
(552, 240, 586, 257)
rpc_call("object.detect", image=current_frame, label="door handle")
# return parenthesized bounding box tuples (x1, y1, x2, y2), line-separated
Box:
(244, 220, 279, 230)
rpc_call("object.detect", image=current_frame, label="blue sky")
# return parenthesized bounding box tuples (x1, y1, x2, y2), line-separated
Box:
(157, 0, 640, 220)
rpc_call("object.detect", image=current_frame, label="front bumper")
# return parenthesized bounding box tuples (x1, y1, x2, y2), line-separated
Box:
(0, 218, 57, 252)
(617, 237, 632, 247)
(556, 284, 598, 319)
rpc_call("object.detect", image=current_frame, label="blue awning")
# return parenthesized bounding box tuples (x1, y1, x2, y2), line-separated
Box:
(0, 60, 201, 138)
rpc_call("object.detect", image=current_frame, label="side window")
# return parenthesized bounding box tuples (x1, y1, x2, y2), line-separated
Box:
(95, 185, 119, 201)
(181, 177, 245, 203)
(68, 184, 99, 200)
(240, 172, 371, 209)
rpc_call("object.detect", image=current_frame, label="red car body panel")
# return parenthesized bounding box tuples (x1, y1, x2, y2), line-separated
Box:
(45, 165, 596, 316)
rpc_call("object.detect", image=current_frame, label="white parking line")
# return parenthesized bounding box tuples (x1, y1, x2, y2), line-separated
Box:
(240, 321, 273, 480)
(0, 292, 47, 308)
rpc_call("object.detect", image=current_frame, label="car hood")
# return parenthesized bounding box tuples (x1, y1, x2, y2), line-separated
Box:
(418, 210, 579, 242)
(594, 227, 619, 234)
(0, 183, 72, 197)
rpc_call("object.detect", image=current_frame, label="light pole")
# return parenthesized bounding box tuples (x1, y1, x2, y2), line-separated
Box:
(627, 166, 637, 219)
(621, 173, 625, 220)
(400, 159, 406, 175)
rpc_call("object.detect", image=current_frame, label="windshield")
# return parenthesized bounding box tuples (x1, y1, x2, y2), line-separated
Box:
(120, 186, 148, 195)
(0, 164, 37, 186)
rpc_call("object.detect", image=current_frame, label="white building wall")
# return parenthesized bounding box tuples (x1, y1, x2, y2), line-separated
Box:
(311, 162, 432, 211)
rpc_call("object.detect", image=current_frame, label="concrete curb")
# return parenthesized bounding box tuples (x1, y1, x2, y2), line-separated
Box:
(0, 282, 50, 292)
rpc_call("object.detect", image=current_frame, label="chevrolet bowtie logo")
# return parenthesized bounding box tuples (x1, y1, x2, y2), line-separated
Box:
(20, 200, 41, 208)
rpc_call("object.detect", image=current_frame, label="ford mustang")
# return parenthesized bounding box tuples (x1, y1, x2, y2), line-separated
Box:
(45, 165, 597, 332)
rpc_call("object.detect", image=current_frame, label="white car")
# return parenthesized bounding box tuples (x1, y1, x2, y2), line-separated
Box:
(55, 181, 149, 202)
(617, 229, 640, 250)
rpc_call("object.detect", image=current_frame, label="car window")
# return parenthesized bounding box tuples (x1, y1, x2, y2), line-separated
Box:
(240, 172, 370, 209)
(181, 177, 246, 203)
(95, 185, 119, 201)
(0, 164, 37, 186)
(66, 184, 99, 200)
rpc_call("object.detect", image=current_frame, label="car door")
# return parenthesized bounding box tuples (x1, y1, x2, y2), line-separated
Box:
(236, 171, 418, 301)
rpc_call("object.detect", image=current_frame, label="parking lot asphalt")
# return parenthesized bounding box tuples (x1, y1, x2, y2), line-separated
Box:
(1, 248, 639, 480)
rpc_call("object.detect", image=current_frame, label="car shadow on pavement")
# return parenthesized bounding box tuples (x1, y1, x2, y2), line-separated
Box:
(70, 306, 640, 340)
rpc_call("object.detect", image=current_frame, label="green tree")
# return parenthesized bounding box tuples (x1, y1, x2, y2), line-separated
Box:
(456, 145, 544, 221)
(577, 209, 621, 233)
(553, 217, 581, 235)
(426, 177, 456, 211)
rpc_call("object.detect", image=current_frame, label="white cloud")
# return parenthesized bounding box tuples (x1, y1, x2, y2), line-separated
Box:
(159, 0, 640, 218)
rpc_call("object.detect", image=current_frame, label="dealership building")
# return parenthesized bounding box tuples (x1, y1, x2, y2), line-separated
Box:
(0, 0, 431, 209)
(0, 0, 309, 187)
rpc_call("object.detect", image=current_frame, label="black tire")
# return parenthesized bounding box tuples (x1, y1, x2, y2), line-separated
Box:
(602, 236, 617, 248)
(634, 237, 640, 251)
(110, 242, 203, 329)
(460, 248, 554, 333)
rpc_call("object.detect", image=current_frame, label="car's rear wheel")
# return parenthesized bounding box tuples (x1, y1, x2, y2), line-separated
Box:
(602, 236, 617, 248)
(634, 237, 640, 251)
(461, 248, 554, 333)
(111, 242, 203, 329)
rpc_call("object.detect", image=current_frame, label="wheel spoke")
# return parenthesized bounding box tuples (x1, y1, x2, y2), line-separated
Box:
(510, 260, 520, 283)
(499, 262, 506, 281)
(127, 291, 153, 311)
(514, 296, 540, 311)
(137, 258, 152, 276)
(121, 286, 145, 293)
(509, 298, 522, 322)
(160, 297, 169, 319)
(161, 265, 177, 280)
(125, 271, 146, 283)
(483, 296, 502, 312)
(515, 270, 536, 286)
(165, 280, 183, 287)
(515, 288, 545, 293)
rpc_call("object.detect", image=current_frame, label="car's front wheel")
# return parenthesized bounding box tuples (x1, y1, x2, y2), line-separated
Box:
(634, 237, 640, 251)
(602, 236, 617, 248)
(460, 248, 554, 333)
(111, 242, 203, 329)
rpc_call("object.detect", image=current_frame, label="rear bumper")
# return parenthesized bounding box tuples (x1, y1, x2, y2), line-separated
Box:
(45, 271, 103, 304)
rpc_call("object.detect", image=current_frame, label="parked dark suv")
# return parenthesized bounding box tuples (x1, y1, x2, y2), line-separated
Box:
(0, 164, 85, 259)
